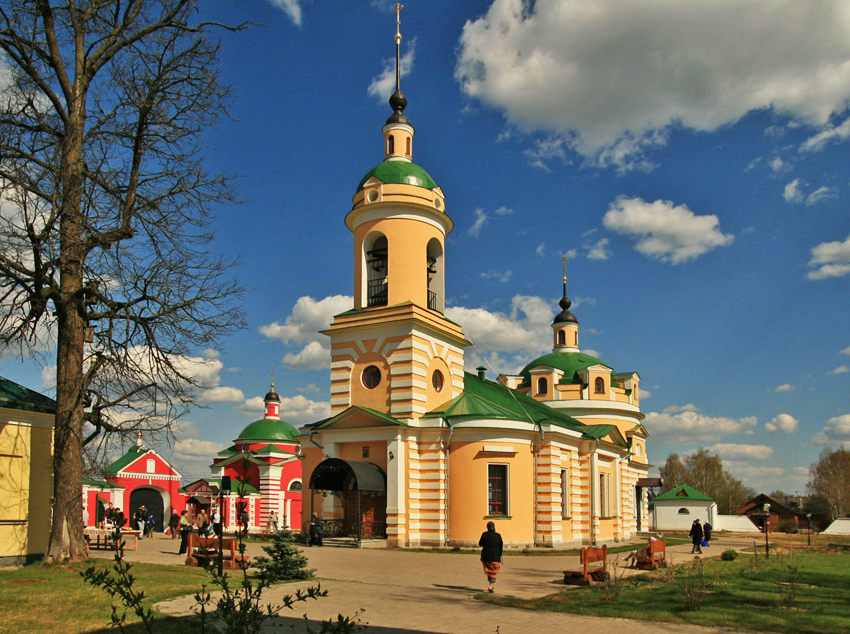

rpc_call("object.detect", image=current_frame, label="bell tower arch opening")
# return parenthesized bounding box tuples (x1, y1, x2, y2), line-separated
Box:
(363, 232, 388, 308)
(426, 238, 444, 312)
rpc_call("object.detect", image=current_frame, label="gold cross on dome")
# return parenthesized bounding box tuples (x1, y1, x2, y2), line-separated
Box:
(395, 3, 403, 42)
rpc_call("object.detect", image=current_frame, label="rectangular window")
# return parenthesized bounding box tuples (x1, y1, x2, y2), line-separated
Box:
(146, 458, 155, 473)
(487, 464, 508, 516)
(561, 469, 570, 518)
(599, 473, 610, 517)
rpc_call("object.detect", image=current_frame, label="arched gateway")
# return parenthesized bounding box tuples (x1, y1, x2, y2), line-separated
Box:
(308, 458, 387, 540)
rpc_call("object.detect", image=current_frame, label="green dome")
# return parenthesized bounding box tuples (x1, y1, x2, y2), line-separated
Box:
(519, 352, 611, 386)
(357, 160, 437, 191)
(236, 417, 298, 442)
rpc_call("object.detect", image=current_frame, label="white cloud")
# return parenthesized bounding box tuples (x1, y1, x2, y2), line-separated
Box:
(708, 443, 773, 460)
(783, 178, 837, 205)
(812, 413, 850, 447)
(800, 116, 850, 152)
(772, 384, 795, 392)
(297, 383, 320, 394)
(238, 396, 266, 416)
(197, 386, 245, 404)
(467, 206, 513, 237)
(447, 295, 551, 356)
(765, 413, 799, 434)
(808, 234, 850, 279)
(638, 388, 651, 400)
(841, 345, 850, 355)
(603, 196, 734, 264)
(769, 156, 791, 175)
(643, 404, 758, 445)
(261, 295, 351, 369)
(480, 269, 513, 283)
(535, 243, 545, 256)
(831, 365, 850, 375)
(455, 0, 850, 170)
(585, 238, 610, 261)
(282, 340, 328, 369)
(266, 0, 303, 27)
(368, 37, 416, 101)
(173, 438, 224, 461)
(279, 394, 331, 424)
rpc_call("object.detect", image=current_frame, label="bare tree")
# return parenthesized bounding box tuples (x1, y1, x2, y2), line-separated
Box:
(808, 448, 850, 521)
(659, 449, 755, 514)
(0, 1, 246, 560)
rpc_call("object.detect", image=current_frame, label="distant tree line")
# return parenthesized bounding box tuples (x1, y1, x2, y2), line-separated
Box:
(658, 449, 755, 514)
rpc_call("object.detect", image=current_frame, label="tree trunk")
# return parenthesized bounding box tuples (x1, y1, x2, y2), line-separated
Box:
(46, 90, 88, 561)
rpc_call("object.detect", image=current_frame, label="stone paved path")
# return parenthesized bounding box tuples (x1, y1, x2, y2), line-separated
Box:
(93, 533, 755, 633)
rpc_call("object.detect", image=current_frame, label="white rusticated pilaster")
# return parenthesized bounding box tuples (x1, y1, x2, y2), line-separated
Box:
(590, 451, 599, 543)
(386, 433, 407, 540)
(324, 442, 338, 459)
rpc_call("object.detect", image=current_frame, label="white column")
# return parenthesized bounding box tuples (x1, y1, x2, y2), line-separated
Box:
(590, 451, 599, 544)
(386, 433, 407, 542)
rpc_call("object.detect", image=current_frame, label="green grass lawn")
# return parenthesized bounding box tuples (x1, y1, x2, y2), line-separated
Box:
(482, 549, 850, 633)
(0, 559, 209, 633)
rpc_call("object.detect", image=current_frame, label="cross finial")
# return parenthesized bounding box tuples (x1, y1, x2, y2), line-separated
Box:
(270, 371, 275, 389)
(561, 255, 568, 283)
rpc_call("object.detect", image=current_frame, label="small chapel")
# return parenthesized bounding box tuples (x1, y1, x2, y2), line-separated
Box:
(298, 11, 652, 548)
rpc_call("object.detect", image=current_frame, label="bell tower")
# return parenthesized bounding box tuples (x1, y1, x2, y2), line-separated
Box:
(324, 5, 469, 421)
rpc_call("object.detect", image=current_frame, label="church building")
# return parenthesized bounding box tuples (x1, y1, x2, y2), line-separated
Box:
(298, 12, 651, 548)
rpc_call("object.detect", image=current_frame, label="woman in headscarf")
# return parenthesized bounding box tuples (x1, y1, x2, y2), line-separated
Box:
(478, 521, 503, 593)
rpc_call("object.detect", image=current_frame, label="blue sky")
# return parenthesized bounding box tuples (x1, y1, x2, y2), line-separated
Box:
(2, 0, 849, 494)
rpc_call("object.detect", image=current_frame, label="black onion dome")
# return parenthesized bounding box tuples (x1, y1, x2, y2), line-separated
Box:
(264, 388, 280, 402)
(386, 90, 411, 125)
(553, 284, 578, 324)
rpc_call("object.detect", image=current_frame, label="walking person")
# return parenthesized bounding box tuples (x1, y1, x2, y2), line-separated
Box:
(196, 509, 209, 536)
(168, 510, 180, 539)
(133, 505, 148, 539)
(702, 520, 712, 547)
(178, 510, 191, 555)
(478, 521, 503, 593)
(266, 510, 279, 534)
(690, 519, 704, 554)
(211, 506, 222, 537)
(309, 512, 323, 546)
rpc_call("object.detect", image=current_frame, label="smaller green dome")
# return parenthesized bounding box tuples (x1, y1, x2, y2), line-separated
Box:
(519, 352, 611, 385)
(357, 160, 437, 192)
(236, 418, 298, 442)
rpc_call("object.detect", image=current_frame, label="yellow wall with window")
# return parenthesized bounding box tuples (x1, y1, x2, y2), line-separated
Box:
(0, 412, 54, 564)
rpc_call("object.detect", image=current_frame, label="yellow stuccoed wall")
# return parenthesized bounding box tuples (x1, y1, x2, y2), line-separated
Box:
(0, 415, 53, 563)
(447, 440, 535, 544)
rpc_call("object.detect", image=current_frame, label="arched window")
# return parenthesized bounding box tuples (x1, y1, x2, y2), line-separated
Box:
(678, 507, 690, 515)
(406, 137, 411, 155)
(537, 377, 548, 395)
(388, 135, 395, 154)
(365, 233, 388, 307)
(594, 377, 605, 394)
(557, 330, 565, 345)
(288, 480, 302, 491)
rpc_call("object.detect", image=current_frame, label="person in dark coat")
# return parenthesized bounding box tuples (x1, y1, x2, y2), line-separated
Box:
(178, 510, 191, 555)
(690, 519, 704, 553)
(478, 521, 503, 593)
(168, 511, 180, 539)
(309, 513, 323, 546)
(702, 521, 713, 547)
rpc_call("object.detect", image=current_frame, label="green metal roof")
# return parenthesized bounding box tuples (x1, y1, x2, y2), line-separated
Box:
(236, 417, 298, 442)
(105, 445, 149, 473)
(309, 406, 405, 431)
(83, 475, 119, 489)
(357, 160, 438, 191)
(427, 372, 614, 440)
(0, 375, 56, 414)
(519, 352, 612, 386)
(653, 484, 714, 502)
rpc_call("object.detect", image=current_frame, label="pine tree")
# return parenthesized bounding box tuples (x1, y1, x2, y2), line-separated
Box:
(253, 530, 314, 582)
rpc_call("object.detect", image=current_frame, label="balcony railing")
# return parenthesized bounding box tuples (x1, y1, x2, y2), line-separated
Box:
(367, 278, 387, 307)
(427, 289, 438, 310)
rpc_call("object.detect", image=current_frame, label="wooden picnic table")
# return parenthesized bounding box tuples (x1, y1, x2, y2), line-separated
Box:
(84, 527, 141, 551)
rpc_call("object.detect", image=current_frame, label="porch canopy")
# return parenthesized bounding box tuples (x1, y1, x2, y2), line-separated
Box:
(309, 458, 386, 492)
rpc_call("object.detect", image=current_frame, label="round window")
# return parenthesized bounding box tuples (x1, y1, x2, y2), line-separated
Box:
(366, 189, 379, 202)
(432, 370, 444, 392)
(362, 365, 381, 389)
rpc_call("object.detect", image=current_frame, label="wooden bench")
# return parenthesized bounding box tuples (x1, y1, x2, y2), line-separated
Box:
(563, 545, 609, 585)
(635, 539, 667, 570)
(184, 533, 249, 570)
(84, 528, 140, 551)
